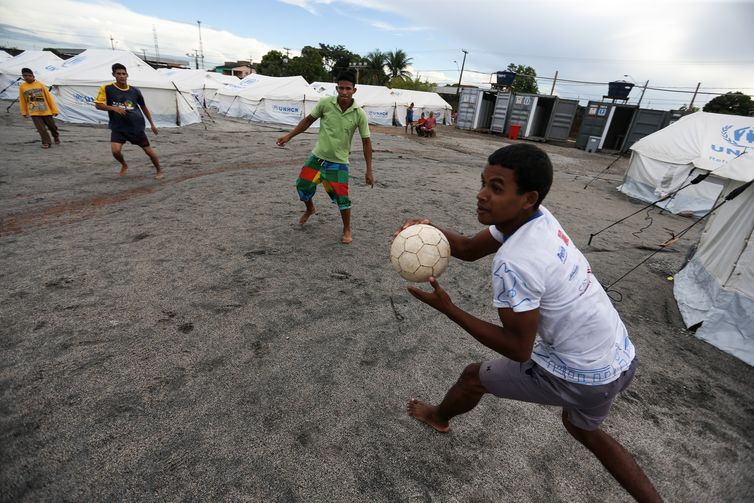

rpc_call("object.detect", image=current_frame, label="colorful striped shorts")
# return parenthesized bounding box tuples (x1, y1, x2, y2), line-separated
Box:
(296, 155, 351, 211)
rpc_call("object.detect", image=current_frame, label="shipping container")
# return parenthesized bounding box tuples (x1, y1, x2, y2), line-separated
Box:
(456, 88, 498, 130)
(506, 94, 578, 141)
(576, 101, 670, 152)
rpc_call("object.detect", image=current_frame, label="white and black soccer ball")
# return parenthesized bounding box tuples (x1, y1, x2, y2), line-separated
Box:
(390, 224, 450, 282)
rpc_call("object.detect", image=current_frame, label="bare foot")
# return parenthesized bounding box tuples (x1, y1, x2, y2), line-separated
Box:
(299, 207, 316, 225)
(118, 165, 128, 176)
(154, 171, 165, 180)
(341, 230, 353, 244)
(407, 398, 450, 433)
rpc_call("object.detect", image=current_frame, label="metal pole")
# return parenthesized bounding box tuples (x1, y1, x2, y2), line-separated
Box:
(550, 70, 558, 95)
(456, 49, 468, 95)
(637, 80, 649, 108)
(688, 82, 701, 111)
(197, 21, 205, 69)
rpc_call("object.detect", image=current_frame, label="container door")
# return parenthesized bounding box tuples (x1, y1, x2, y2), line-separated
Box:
(545, 99, 578, 141)
(456, 88, 480, 130)
(576, 102, 611, 148)
(508, 94, 535, 138)
(623, 109, 669, 150)
(489, 92, 512, 133)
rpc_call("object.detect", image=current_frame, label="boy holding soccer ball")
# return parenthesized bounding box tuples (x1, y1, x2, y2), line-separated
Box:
(395, 144, 661, 502)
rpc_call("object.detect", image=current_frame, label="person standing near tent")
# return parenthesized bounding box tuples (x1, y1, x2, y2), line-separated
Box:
(276, 71, 373, 245)
(405, 102, 415, 134)
(396, 143, 662, 502)
(95, 63, 164, 180)
(18, 68, 60, 149)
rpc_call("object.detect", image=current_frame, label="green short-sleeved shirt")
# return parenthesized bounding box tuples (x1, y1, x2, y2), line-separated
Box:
(310, 96, 370, 164)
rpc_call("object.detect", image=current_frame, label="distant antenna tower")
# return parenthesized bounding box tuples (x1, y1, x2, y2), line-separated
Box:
(152, 25, 160, 63)
(197, 20, 205, 69)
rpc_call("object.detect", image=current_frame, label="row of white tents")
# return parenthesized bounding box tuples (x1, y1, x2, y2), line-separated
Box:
(618, 112, 753, 366)
(0, 50, 201, 127)
(0, 49, 452, 129)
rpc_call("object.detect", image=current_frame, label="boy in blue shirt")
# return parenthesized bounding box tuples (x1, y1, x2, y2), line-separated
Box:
(95, 63, 164, 180)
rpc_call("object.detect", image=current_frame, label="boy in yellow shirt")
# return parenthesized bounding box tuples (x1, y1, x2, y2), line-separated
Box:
(18, 68, 60, 149)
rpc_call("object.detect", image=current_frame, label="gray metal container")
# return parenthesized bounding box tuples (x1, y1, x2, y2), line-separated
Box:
(506, 94, 578, 141)
(490, 92, 512, 133)
(576, 101, 669, 151)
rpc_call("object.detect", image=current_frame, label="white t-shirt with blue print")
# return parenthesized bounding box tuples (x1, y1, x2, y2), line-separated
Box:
(489, 206, 634, 385)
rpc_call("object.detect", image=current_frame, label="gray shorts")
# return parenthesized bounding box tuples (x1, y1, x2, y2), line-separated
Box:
(479, 357, 638, 431)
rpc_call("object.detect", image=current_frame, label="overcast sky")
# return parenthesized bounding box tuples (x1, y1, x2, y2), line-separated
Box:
(1, 0, 752, 109)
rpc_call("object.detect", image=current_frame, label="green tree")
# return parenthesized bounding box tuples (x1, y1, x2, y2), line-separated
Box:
(256, 50, 286, 77)
(385, 49, 412, 80)
(361, 50, 388, 86)
(505, 63, 539, 94)
(389, 75, 435, 92)
(286, 46, 329, 82)
(703, 92, 754, 116)
(318, 44, 361, 80)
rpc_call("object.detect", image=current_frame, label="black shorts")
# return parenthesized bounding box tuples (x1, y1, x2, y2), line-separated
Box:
(111, 130, 150, 147)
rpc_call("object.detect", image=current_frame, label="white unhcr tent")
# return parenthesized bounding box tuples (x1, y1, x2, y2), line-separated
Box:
(390, 88, 453, 127)
(0, 50, 63, 99)
(210, 74, 321, 126)
(619, 112, 753, 217)
(674, 150, 754, 366)
(157, 68, 239, 106)
(0, 50, 13, 62)
(311, 82, 396, 126)
(44, 49, 200, 128)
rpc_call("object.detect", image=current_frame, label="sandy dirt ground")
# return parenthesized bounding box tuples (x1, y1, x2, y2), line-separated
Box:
(1, 107, 752, 502)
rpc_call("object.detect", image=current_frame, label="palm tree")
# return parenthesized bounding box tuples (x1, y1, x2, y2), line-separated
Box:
(385, 49, 412, 81)
(362, 50, 388, 86)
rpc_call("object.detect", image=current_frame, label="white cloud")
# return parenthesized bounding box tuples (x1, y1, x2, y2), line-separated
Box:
(0, 0, 278, 67)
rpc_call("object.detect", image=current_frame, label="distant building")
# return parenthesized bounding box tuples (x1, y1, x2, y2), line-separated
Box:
(44, 48, 86, 59)
(41, 47, 188, 69)
(213, 60, 256, 78)
(435, 84, 478, 95)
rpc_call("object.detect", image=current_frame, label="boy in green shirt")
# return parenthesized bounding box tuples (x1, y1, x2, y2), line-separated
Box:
(276, 71, 373, 244)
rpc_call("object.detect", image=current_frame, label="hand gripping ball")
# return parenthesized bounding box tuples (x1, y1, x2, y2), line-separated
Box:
(390, 224, 450, 282)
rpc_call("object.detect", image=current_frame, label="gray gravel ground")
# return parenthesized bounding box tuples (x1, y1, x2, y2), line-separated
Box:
(1, 108, 752, 502)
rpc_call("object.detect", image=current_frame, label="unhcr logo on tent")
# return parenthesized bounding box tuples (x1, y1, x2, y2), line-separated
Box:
(712, 124, 754, 156)
(272, 104, 299, 113)
(73, 93, 95, 105)
(368, 111, 389, 117)
(722, 125, 754, 148)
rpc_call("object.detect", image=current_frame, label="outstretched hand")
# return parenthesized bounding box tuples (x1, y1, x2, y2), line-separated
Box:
(407, 277, 454, 315)
(392, 218, 430, 239)
(276, 135, 289, 147)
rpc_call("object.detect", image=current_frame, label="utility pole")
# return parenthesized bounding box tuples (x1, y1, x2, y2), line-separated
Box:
(688, 82, 701, 111)
(550, 70, 559, 95)
(197, 21, 205, 69)
(187, 50, 199, 69)
(456, 49, 468, 95)
(283, 47, 291, 59)
(152, 25, 160, 64)
(110, 35, 115, 50)
(637, 79, 649, 108)
(348, 63, 368, 85)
